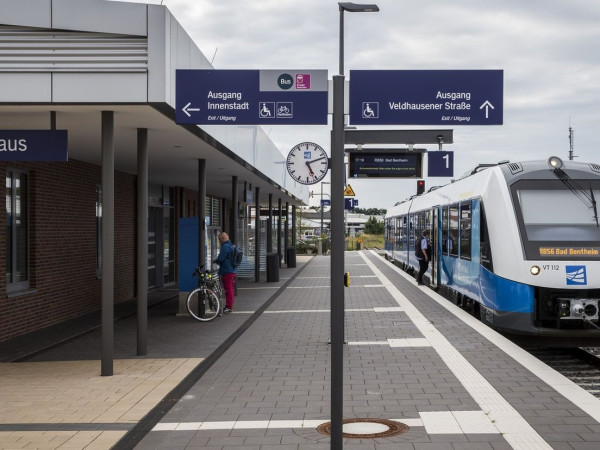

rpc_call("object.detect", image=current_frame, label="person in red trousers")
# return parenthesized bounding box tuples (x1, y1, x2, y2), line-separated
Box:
(212, 232, 237, 313)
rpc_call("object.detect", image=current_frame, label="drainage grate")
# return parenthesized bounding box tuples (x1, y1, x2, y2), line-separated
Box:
(317, 418, 409, 439)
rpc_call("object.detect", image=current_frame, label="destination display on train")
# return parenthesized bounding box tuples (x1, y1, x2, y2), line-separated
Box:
(538, 246, 600, 258)
(347, 150, 423, 178)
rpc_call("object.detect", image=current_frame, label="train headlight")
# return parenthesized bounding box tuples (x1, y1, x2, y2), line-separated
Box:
(530, 265, 541, 275)
(548, 156, 563, 170)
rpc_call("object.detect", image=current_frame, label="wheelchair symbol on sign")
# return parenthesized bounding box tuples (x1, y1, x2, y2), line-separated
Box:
(362, 102, 379, 119)
(259, 102, 275, 118)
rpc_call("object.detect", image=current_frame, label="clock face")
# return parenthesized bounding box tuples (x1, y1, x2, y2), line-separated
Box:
(286, 142, 329, 185)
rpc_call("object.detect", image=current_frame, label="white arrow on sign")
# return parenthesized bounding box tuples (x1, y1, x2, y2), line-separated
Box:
(182, 102, 200, 117)
(479, 100, 495, 119)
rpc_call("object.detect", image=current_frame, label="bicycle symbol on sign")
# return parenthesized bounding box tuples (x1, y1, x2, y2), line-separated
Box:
(276, 102, 293, 118)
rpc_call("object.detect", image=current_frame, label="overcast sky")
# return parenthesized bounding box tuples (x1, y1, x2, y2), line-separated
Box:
(123, 0, 600, 209)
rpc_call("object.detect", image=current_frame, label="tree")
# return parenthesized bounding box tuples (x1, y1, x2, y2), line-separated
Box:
(364, 216, 384, 234)
(354, 207, 387, 216)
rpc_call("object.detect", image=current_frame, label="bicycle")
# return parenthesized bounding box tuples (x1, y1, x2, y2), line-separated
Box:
(186, 265, 224, 321)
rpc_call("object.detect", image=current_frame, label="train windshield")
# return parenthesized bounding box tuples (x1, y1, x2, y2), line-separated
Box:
(513, 180, 600, 260)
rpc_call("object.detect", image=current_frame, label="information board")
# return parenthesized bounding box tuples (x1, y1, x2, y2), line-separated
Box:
(347, 150, 424, 178)
(349, 70, 503, 125)
(176, 69, 328, 125)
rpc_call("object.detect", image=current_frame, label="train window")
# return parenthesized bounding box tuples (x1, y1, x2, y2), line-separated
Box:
(511, 179, 600, 260)
(442, 207, 450, 255)
(517, 188, 600, 241)
(460, 203, 472, 260)
(449, 205, 459, 257)
(415, 211, 427, 250)
(480, 203, 493, 271)
(399, 216, 406, 250)
(409, 214, 417, 254)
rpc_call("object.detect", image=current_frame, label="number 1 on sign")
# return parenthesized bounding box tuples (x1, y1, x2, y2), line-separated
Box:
(443, 154, 449, 169)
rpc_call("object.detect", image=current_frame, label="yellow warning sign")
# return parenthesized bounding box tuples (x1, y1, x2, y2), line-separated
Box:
(344, 184, 356, 196)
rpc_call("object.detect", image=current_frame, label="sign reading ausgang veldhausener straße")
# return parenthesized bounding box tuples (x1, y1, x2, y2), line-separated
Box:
(176, 69, 328, 125)
(349, 70, 503, 126)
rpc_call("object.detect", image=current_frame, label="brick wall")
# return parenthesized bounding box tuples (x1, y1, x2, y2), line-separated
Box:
(0, 160, 136, 342)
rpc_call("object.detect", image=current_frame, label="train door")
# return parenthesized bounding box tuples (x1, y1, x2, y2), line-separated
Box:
(430, 207, 439, 288)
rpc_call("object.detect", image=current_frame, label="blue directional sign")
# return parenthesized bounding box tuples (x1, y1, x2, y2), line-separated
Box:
(0, 130, 68, 161)
(428, 151, 454, 177)
(349, 70, 503, 125)
(176, 69, 328, 125)
(321, 199, 331, 207)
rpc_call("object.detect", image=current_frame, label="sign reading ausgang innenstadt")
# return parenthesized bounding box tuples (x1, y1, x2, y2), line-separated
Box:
(349, 70, 503, 125)
(176, 69, 328, 125)
(0, 130, 68, 161)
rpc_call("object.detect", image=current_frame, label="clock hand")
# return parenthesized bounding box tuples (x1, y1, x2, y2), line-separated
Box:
(308, 156, 327, 164)
(305, 161, 315, 176)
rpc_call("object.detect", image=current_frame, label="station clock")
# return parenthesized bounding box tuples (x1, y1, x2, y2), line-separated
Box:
(286, 142, 329, 185)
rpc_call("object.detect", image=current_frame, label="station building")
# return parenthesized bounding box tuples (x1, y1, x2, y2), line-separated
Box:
(0, 0, 308, 344)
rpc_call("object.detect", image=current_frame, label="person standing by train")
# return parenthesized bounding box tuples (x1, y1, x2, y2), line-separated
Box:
(416, 229, 431, 285)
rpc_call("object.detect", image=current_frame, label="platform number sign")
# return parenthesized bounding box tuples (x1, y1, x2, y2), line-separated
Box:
(428, 151, 454, 177)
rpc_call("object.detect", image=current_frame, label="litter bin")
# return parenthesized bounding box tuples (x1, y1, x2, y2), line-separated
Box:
(286, 247, 296, 268)
(267, 252, 279, 282)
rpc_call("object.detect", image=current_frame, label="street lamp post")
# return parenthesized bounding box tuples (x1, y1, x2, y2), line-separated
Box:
(331, 3, 379, 448)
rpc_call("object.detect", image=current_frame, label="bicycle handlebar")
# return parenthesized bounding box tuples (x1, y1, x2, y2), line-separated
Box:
(192, 265, 219, 277)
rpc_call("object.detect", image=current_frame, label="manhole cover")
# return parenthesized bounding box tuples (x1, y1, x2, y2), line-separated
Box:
(317, 418, 409, 439)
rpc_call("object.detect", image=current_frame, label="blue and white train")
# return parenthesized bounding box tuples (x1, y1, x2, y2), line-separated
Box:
(384, 157, 600, 345)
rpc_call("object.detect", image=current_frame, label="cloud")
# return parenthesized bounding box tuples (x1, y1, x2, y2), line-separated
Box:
(122, 0, 600, 208)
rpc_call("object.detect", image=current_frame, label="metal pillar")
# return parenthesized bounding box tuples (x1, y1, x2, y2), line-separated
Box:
(291, 205, 297, 246)
(284, 201, 289, 263)
(136, 128, 148, 356)
(198, 160, 206, 269)
(231, 176, 238, 244)
(277, 198, 282, 266)
(330, 74, 346, 446)
(101, 111, 114, 377)
(254, 186, 260, 282)
(267, 194, 273, 253)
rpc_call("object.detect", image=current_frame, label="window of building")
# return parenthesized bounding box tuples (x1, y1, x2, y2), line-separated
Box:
(6, 169, 29, 293)
(210, 197, 221, 227)
(96, 184, 102, 279)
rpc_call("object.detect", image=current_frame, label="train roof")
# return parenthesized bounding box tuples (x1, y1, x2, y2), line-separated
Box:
(386, 157, 600, 218)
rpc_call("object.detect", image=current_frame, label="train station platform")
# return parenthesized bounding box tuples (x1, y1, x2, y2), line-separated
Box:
(2, 251, 600, 449)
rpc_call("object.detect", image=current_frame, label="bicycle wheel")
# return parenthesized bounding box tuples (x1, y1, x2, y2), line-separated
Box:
(186, 288, 220, 321)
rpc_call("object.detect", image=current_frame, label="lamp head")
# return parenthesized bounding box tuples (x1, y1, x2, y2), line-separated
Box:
(339, 2, 379, 12)
(548, 156, 563, 170)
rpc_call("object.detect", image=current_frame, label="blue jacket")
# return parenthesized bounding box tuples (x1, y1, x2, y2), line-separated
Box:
(214, 239, 237, 275)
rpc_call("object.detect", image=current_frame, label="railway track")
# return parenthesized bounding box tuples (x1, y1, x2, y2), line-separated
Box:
(525, 347, 600, 398)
